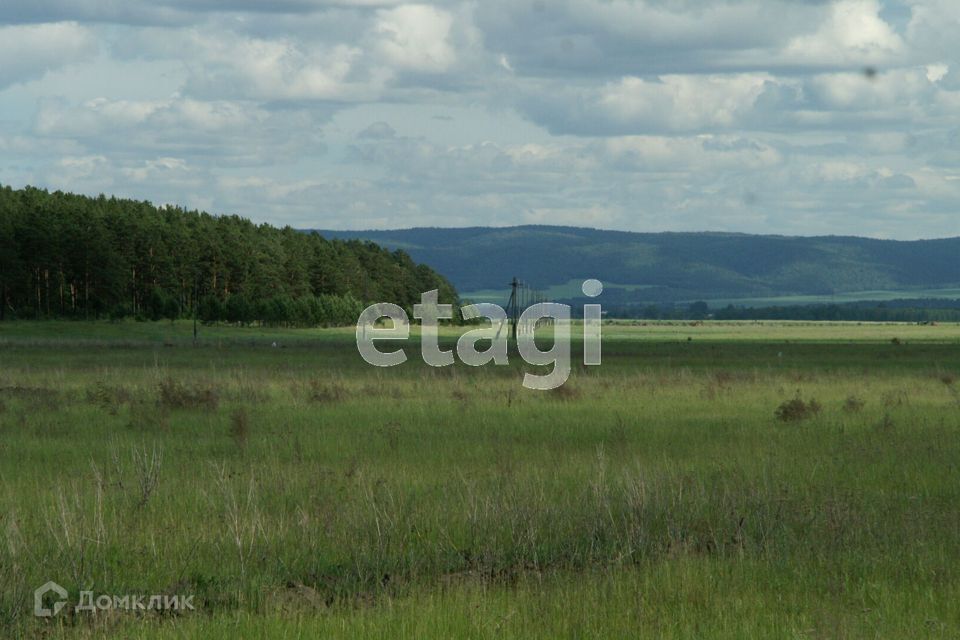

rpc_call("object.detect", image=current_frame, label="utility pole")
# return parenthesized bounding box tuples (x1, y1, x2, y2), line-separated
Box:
(193, 274, 199, 345)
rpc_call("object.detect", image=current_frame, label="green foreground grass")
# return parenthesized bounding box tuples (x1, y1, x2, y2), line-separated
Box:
(1, 321, 959, 638)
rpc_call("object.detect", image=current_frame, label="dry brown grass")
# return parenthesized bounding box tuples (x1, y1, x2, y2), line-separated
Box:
(231, 408, 251, 451)
(843, 395, 866, 413)
(306, 379, 348, 403)
(158, 378, 219, 410)
(548, 384, 581, 401)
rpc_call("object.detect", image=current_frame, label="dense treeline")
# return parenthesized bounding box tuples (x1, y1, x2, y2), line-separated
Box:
(600, 299, 960, 323)
(0, 185, 457, 325)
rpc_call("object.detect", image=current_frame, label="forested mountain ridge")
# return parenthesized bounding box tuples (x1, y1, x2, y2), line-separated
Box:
(0, 185, 456, 324)
(318, 226, 960, 303)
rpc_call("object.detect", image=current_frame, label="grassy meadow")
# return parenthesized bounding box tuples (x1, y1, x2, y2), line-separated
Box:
(1, 320, 959, 638)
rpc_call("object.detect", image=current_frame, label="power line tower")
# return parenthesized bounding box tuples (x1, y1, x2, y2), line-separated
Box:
(502, 277, 549, 340)
(505, 277, 521, 340)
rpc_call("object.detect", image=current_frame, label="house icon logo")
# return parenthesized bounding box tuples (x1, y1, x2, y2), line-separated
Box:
(34, 581, 68, 617)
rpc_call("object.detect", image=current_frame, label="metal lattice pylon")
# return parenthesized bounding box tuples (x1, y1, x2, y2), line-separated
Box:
(497, 277, 550, 340)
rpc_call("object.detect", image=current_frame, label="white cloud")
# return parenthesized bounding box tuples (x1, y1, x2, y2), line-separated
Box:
(805, 68, 931, 110)
(180, 31, 378, 101)
(599, 74, 772, 132)
(0, 22, 97, 88)
(373, 4, 456, 73)
(121, 157, 189, 182)
(926, 64, 949, 83)
(782, 0, 904, 66)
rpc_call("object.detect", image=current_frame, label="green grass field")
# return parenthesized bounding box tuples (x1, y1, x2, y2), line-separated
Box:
(2, 321, 960, 638)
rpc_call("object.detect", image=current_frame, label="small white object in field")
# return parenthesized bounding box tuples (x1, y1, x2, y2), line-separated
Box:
(272, 341, 278, 348)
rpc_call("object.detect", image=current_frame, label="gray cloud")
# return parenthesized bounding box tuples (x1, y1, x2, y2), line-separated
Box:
(0, 0, 958, 239)
(33, 95, 327, 166)
(0, 22, 98, 88)
(0, 0, 409, 26)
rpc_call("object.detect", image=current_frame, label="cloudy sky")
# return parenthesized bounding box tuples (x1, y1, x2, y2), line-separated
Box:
(0, 0, 958, 238)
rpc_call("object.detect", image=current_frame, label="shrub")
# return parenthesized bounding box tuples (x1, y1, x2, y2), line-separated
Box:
(775, 394, 822, 422)
(86, 381, 133, 414)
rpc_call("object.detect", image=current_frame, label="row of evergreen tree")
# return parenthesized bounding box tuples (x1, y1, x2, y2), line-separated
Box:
(0, 185, 458, 325)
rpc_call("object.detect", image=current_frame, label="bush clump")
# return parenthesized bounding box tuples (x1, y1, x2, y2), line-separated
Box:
(775, 394, 822, 422)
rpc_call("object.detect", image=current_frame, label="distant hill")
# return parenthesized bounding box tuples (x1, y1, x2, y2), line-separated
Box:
(316, 226, 960, 306)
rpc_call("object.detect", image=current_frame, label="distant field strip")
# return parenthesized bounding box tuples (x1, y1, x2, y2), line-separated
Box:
(702, 287, 960, 308)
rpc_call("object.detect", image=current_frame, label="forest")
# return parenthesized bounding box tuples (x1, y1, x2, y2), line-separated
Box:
(0, 185, 458, 326)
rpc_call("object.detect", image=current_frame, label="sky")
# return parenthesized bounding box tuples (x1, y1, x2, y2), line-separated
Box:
(0, 0, 958, 239)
